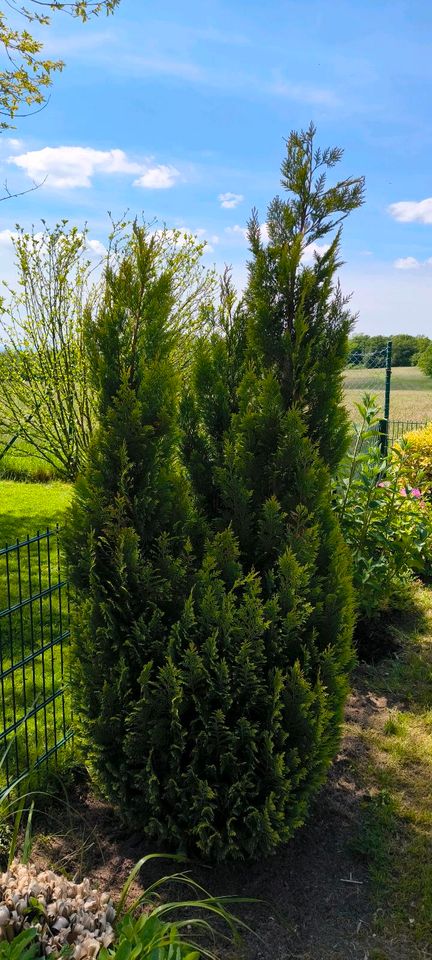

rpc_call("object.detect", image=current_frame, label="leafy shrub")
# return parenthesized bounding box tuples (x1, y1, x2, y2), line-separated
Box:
(417, 342, 432, 379)
(0, 929, 40, 960)
(402, 422, 432, 497)
(101, 853, 247, 960)
(334, 397, 432, 630)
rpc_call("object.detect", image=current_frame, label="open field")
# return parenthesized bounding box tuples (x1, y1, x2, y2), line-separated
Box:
(0, 481, 73, 795)
(344, 365, 432, 423)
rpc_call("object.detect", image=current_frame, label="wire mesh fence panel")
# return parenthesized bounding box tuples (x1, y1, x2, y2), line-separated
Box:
(344, 342, 393, 456)
(350, 418, 430, 457)
(0, 528, 72, 798)
(344, 344, 390, 421)
(387, 420, 428, 444)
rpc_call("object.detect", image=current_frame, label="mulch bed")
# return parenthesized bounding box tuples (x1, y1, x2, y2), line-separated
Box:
(28, 681, 424, 960)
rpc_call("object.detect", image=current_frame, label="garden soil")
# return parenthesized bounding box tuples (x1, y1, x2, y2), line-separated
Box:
(31, 678, 427, 960)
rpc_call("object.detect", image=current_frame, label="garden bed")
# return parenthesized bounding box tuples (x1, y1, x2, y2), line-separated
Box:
(25, 586, 432, 960)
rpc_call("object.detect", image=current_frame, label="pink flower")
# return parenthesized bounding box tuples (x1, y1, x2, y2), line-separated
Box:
(411, 488, 422, 498)
(377, 481, 390, 488)
(400, 488, 407, 497)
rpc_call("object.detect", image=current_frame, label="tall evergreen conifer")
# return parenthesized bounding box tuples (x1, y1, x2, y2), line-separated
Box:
(69, 129, 361, 861)
(121, 129, 359, 859)
(65, 227, 197, 806)
(246, 122, 364, 470)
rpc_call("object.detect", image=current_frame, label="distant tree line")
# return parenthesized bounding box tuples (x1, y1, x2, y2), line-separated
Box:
(347, 333, 431, 367)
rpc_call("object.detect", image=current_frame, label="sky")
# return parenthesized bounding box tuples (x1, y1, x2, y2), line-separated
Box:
(1, 0, 432, 334)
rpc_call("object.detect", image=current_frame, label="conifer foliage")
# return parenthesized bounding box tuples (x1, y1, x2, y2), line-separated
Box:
(66, 226, 196, 806)
(246, 122, 365, 470)
(69, 128, 362, 861)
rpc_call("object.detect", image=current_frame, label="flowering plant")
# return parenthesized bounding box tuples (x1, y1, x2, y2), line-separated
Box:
(400, 422, 432, 497)
(334, 395, 432, 631)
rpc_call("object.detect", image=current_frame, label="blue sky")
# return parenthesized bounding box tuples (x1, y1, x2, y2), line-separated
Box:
(1, 0, 432, 334)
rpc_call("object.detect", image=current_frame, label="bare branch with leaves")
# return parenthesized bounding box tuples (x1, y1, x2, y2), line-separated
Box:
(0, 221, 98, 478)
(0, 0, 121, 130)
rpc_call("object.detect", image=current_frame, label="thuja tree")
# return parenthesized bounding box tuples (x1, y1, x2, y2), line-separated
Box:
(70, 130, 361, 861)
(180, 269, 248, 517)
(120, 128, 360, 859)
(246, 122, 365, 471)
(65, 226, 200, 805)
(127, 386, 355, 859)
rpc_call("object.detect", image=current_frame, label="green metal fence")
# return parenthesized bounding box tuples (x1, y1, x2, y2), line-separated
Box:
(0, 528, 72, 798)
(387, 419, 428, 443)
(353, 417, 428, 457)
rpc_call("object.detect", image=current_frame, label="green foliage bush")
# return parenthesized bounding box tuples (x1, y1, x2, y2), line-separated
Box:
(68, 126, 359, 862)
(416, 343, 432, 378)
(101, 853, 247, 960)
(334, 396, 432, 632)
(0, 929, 40, 960)
(65, 226, 198, 804)
(401, 421, 432, 498)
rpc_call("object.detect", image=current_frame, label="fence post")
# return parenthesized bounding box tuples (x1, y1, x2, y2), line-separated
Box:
(380, 339, 392, 458)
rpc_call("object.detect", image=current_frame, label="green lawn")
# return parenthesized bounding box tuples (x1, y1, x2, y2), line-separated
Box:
(0, 481, 73, 795)
(0, 480, 72, 546)
(344, 365, 432, 423)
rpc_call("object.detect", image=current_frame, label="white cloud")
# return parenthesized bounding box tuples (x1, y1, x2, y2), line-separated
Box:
(393, 255, 432, 270)
(151, 226, 217, 253)
(87, 238, 106, 256)
(388, 198, 432, 224)
(270, 79, 339, 107)
(302, 241, 331, 263)
(219, 192, 244, 209)
(224, 223, 269, 243)
(8, 146, 180, 191)
(9, 146, 141, 188)
(133, 164, 180, 189)
(0, 227, 108, 262)
(394, 256, 421, 270)
(225, 224, 248, 240)
(340, 261, 432, 336)
(224, 226, 330, 255)
(0, 229, 18, 246)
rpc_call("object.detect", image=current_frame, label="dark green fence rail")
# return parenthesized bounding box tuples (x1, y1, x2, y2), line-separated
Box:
(353, 418, 428, 456)
(387, 419, 428, 443)
(0, 528, 72, 798)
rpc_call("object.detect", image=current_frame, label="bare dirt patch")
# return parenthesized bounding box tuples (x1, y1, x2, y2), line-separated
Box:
(28, 676, 429, 960)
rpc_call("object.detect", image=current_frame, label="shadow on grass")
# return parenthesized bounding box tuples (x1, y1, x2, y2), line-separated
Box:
(350, 583, 432, 948)
(354, 583, 431, 665)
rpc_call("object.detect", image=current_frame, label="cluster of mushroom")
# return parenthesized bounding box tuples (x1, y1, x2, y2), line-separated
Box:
(0, 862, 116, 958)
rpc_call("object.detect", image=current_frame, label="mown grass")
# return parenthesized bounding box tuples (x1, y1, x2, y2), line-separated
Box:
(0, 432, 60, 483)
(0, 480, 72, 545)
(344, 365, 432, 422)
(351, 584, 432, 947)
(0, 481, 73, 794)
